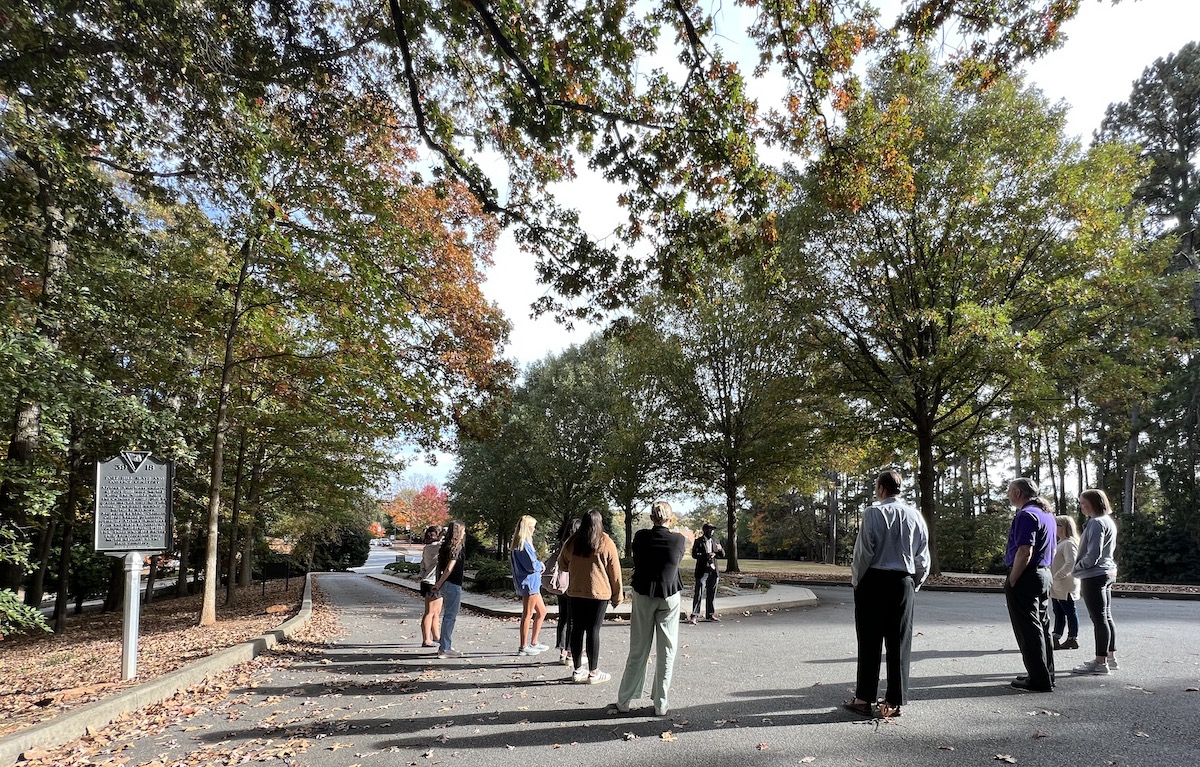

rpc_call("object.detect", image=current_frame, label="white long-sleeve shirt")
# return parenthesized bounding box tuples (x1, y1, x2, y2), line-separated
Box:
(850, 496, 931, 589)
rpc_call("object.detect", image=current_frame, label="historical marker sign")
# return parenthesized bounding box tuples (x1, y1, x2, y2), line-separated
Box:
(95, 451, 173, 552)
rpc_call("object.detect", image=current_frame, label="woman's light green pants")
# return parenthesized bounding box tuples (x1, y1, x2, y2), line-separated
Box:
(617, 591, 682, 712)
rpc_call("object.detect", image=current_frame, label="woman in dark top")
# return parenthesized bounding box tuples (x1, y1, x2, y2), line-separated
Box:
(432, 520, 467, 659)
(550, 517, 582, 665)
(616, 501, 687, 717)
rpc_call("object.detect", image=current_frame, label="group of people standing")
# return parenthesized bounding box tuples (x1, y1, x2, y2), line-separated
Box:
(548, 503, 687, 715)
(418, 521, 468, 659)
(1005, 480, 1121, 691)
(846, 471, 1121, 719)
(416, 503, 697, 716)
(419, 471, 1119, 721)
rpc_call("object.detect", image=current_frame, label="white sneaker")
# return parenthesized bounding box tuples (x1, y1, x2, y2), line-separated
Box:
(587, 671, 611, 685)
(1071, 659, 1109, 675)
(438, 648, 464, 659)
(517, 646, 544, 656)
(529, 642, 550, 652)
(654, 703, 668, 717)
(572, 668, 589, 683)
(615, 700, 631, 713)
(1107, 656, 1119, 670)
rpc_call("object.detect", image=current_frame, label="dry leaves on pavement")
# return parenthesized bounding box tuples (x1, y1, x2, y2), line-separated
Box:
(0, 579, 306, 738)
(11, 583, 342, 767)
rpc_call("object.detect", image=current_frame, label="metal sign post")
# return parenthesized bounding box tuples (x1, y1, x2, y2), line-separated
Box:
(95, 451, 173, 681)
(121, 551, 143, 680)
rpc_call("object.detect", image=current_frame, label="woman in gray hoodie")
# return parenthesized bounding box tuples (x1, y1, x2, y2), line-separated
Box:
(1071, 489, 1119, 675)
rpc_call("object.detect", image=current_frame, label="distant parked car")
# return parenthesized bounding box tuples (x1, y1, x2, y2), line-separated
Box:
(379, 539, 392, 547)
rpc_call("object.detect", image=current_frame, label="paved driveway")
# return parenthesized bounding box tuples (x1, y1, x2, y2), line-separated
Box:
(78, 575, 1200, 767)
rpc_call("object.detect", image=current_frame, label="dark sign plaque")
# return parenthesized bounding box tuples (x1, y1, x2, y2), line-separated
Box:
(95, 452, 173, 552)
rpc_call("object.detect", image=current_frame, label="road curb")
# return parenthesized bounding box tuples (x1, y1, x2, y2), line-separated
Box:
(368, 573, 820, 618)
(0, 574, 315, 766)
(775, 578, 1200, 600)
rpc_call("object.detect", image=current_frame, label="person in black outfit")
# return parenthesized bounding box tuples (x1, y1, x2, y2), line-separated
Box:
(688, 522, 723, 623)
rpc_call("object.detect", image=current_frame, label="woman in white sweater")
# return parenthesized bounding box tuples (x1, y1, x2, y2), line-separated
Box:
(1050, 515, 1081, 650)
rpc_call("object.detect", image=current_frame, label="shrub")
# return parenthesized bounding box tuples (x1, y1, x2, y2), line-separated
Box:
(301, 526, 372, 572)
(385, 560, 421, 576)
(0, 589, 49, 638)
(470, 558, 512, 592)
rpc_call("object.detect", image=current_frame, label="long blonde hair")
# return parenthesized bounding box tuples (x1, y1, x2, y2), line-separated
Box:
(510, 515, 537, 551)
(1055, 514, 1079, 544)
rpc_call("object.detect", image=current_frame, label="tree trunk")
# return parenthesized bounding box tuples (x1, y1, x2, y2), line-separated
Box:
(54, 418, 82, 632)
(723, 468, 740, 573)
(1043, 428, 1060, 515)
(916, 422, 941, 575)
(1056, 422, 1068, 513)
(144, 555, 158, 603)
(54, 516, 74, 632)
(240, 443, 266, 586)
(623, 500, 635, 557)
(1123, 405, 1141, 515)
(825, 472, 838, 565)
(23, 518, 56, 606)
(1074, 389, 1087, 494)
(225, 428, 248, 605)
(200, 234, 255, 626)
(176, 517, 191, 597)
(1012, 417, 1023, 477)
(103, 555, 123, 612)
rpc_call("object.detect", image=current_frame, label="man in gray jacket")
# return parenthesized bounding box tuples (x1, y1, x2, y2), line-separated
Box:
(844, 470, 930, 719)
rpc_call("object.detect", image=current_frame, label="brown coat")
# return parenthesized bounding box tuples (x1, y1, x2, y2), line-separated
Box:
(558, 533, 623, 603)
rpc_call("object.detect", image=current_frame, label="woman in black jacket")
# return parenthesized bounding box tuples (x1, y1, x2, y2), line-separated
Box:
(615, 501, 687, 717)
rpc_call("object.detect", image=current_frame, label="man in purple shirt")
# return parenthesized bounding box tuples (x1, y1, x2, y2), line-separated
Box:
(1004, 478, 1057, 692)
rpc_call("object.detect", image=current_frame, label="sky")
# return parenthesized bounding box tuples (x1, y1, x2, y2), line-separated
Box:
(398, 0, 1200, 489)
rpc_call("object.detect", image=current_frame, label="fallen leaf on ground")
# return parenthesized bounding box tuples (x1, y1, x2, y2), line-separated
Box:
(623, 732, 637, 741)
(1032, 730, 1049, 739)
(757, 743, 769, 751)
(994, 756, 1017, 764)
(661, 731, 677, 742)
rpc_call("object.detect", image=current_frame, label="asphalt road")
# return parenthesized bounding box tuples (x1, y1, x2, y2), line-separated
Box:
(93, 574, 1200, 767)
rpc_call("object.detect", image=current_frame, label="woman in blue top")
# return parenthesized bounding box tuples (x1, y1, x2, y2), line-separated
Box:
(1071, 489, 1119, 675)
(511, 515, 549, 656)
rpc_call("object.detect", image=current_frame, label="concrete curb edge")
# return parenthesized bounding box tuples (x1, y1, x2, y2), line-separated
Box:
(367, 573, 820, 617)
(0, 574, 315, 766)
(776, 578, 1200, 601)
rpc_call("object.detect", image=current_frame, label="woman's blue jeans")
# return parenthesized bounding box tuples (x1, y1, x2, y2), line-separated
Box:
(439, 582, 462, 653)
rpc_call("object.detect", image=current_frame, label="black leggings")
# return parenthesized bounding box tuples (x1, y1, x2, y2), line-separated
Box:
(569, 597, 606, 672)
(555, 594, 573, 650)
(1081, 573, 1117, 656)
